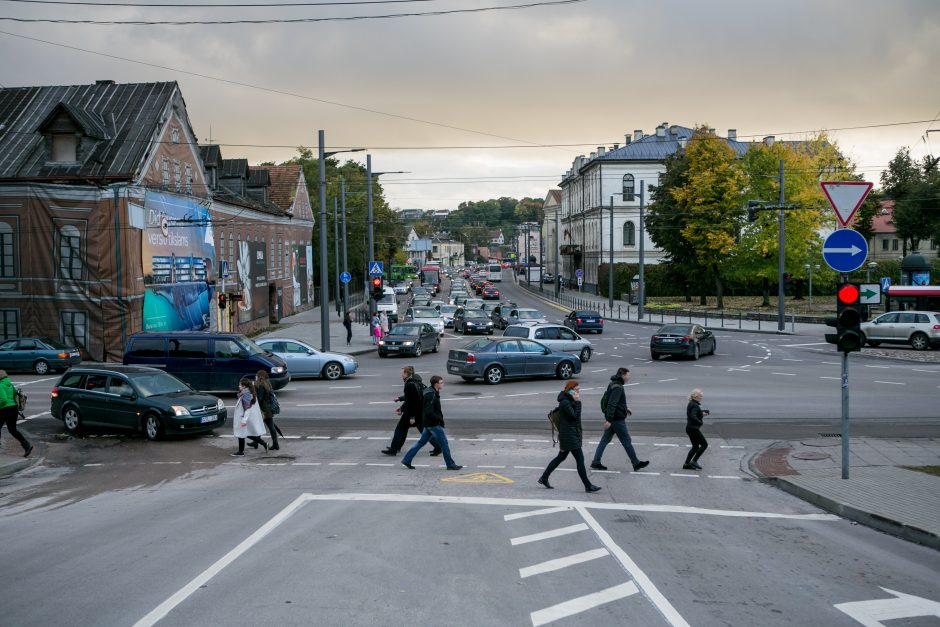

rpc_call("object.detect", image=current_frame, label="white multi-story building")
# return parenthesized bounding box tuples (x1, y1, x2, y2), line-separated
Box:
(556, 123, 748, 293)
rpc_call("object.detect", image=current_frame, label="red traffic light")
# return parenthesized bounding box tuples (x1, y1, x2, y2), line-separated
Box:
(837, 283, 860, 304)
(371, 277, 382, 288)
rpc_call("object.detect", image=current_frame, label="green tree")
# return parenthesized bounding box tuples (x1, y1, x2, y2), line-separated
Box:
(514, 197, 544, 223)
(881, 147, 935, 253)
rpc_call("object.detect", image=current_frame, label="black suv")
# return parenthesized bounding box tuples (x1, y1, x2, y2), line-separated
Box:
(51, 364, 227, 440)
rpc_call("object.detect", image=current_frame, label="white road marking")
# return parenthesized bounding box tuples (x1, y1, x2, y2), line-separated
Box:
(505, 392, 539, 397)
(821, 361, 840, 365)
(152, 461, 182, 465)
(13, 377, 58, 386)
(292, 462, 320, 466)
(782, 358, 803, 362)
(670, 473, 700, 478)
(771, 372, 796, 376)
(780, 342, 829, 347)
(658, 378, 678, 383)
(442, 395, 495, 401)
(328, 462, 357, 466)
(478, 465, 506, 469)
(719, 445, 745, 449)
(514, 466, 544, 470)
(296, 402, 353, 407)
(709, 476, 743, 480)
(520, 548, 610, 579)
(365, 463, 393, 467)
(20, 411, 51, 421)
(820, 376, 841, 380)
(306, 436, 330, 439)
(654, 443, 679, 447)
(692, 364, 712, 368)
(912, 368, 940, 373)
(492, 438, 517, 442)
(524, 439, 550, 443)
(328, 385, 361, 389)
(864, 365, 891, 369)
(632, 472, 660, 476)
(337, 436, 361, 440)
(460, 438, 485, 441)
(504, 506, 572, 521)
(530, 582, 639, 626)
(368, 401, 397, 405)
(874, 380, 905, 385)
(83, 463, 104, 467)
(745, 355, 765, 359)
(510, 523, 589, 546)
(282, 435, 302, 439)
(590, 369, 609, 373)
(610, 354, 622, 358)
(367, 436, 387, 440)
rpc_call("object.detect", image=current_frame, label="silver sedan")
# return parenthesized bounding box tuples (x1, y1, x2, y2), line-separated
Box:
(256, 338, 358, 380)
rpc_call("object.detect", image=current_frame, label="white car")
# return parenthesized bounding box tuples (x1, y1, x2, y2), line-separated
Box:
(502, 324, 593, 363)
(861, 311, 940, 350)
(393, 281, 411, 295)
(404, 306, 446, 336)
(507, 308, 550, 326)
(437, 304, 459, 328)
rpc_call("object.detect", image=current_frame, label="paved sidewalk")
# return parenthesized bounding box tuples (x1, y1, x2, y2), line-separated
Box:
(254, 302, 380, 356)
(751, 437, 940, 550)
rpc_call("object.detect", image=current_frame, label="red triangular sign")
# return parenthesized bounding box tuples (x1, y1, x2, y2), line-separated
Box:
(821, 181, 873, 226)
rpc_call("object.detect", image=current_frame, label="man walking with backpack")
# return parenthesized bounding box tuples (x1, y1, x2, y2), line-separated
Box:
(591, 367, 649, 472)
(382, 366, 440, 456)
(401, 375, 462, 471)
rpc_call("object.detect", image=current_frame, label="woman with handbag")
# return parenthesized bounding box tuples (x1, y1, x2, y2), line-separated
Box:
(232, 377, 268, 456)
(538, 380, 601, 493)
(254, 370, 280, 451)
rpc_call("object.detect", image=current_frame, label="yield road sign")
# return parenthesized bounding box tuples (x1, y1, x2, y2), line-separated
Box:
(822, 229, 868, 273)
(340, 271, 351, 284)
(368, 261, 384, 276)
(859, 284, 880, 305)
(575, 268, 583, 278)
(821, 181, 873, 226)
(880, 277, 891, 293)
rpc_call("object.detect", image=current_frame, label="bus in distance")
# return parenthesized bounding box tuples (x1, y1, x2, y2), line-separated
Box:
(419, 265, 441, 294)
(486, 262, 503, 282)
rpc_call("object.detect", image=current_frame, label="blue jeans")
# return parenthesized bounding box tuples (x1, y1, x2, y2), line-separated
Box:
(403, 425, 456, 467)
(592, 420, 641, 466)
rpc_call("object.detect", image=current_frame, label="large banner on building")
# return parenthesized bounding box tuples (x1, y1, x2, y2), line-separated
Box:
(292, 244, 309, 306)
(237, 240, 268, 323)
(141, 191, 216, 331)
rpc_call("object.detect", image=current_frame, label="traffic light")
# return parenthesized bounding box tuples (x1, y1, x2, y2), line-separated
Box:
(783, 273, 793, 294)
(747, 200, 762, 222)
(825, 282, 863, 352)
(371, 276, 383, 300)
(218, 292, 227, 310)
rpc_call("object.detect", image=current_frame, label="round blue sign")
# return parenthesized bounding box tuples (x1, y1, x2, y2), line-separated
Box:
(340, 271, 352, 284)
(822, 229, 868, 273)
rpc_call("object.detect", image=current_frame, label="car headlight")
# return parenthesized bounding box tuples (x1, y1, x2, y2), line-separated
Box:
(217, 399, 225, 411)
(486, 321, 493, 326)
(378, 340, 386, 346)
(271, 366, 286, 374)
(171, 405, 192, 416)
(403, 341, 414, 346)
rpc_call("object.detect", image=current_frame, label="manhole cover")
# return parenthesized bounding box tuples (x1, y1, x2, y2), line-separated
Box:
(792, 451, 831, 461)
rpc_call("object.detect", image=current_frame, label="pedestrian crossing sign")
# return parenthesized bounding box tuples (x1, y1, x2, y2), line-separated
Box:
(441, 472, 514, 484)
(369, 261, 384, 276)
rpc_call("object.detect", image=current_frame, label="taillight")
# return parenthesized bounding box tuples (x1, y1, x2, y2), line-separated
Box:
(598, 318, 603, 323)
(934, 325, 940, 330)
(51, 386, 59, 398)
(577, 318, 582, 323)
(682, 336, 692, 342)
(466, 354, 476, 364)
(651, 335, 659, 341)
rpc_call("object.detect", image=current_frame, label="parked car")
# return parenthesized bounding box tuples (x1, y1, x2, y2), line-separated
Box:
(438, 304, 459, 328)
(503, 324, 593, 363)
(453, 308, 495, 335)
(861, 311, 940, 350)
(378, 323, 440, 357)
(123, 332, 289, 392)
(51, 364, 226, 440)
(482, 286, 500, 300)
(563, 310, 604, 334)
(0, 337, 82, 374)
(507, 308, 550, 326)
(255, 338, 358, 380)
(650, 324, 717, 360)
(542, 273, 555, 284)
(404, 306, 446, 336)
(447, 337, 581, 384)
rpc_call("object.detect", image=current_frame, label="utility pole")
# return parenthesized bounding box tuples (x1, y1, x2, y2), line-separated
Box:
(638, 181, 646, 320)
(554, 212, 560, 297)
(778, 159, 786, 332)
(366, 154, 375, 315)
(341, 177, 349, 314)
(525, 224, 531, 288)
(333, 197, 340, 317)
(608, 195, 614, 308)
(317, 129, 330, 351)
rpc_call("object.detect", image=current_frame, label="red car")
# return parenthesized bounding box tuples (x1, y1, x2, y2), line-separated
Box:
(482, 286, 500, 300)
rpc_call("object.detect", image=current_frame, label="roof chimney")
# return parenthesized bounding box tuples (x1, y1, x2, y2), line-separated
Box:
(590, 152, 597, 159)
(727, 129, 737, 141)
(763, 135, 775, 147)
(656, 125, 666, 138)
(597, 146, 606, 157)
(624, 133, 632, 145)
(96, 80, 115, 86)
(678, 137, 688, 149)
(634, 129, 644, 141)
(612, 143, 619, 150)
(669, 125, 678, 136)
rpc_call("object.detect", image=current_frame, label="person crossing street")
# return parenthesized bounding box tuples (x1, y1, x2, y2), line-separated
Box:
(401, 376, 461, 471)
(591, 367, 649, 472)
(382, 366, 440, 456)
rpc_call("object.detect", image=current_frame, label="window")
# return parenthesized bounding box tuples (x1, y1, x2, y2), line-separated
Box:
(17, 339, 38, 350)
(61, 310, 87, 351)
(213, 338, 242, 359)
(228, 233, 234, 265)
(84, 374, 108, 392)
(622, 174, 635, 202)
(52, 134, 78, 162)
(59, 372, 85, 389)
(109, 377, 134, 397)
(168, 338, 209, 359)
(128, 337, 165, 358)
(892, 239, 899, 251)
(162, 157, 170, 190)
(0, 310, 18, 340)
(519, 340, 546, 353)
(171, 128, 180, 144)
(174, 160, 181, 192)
(0, 222, 15, 277)
(931, 239, 937, 251)
(497, 341, 521, 353)
(534, 328, 560, 340)
(623, 221, 636, 247)
(882, 239, 889, 251)
(558, 328, 577, 340)
(58, 225, 83, 280)
(185, 163, 193, 195)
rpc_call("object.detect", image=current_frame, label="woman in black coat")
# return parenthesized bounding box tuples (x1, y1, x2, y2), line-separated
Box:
(683, 388, 709, 470)
(538, 380, 601, 493)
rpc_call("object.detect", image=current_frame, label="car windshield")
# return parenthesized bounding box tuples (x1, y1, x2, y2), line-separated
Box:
(133, 372, 191, 396)
(379, 294, 396, 304)
(577, 311, 600, 317)
(239, 337, 267, 355)
(464, 310, 488, 319)
(40, 338, 72, 349)
(391, 325, 421, 336)
(440, 306, 458, 314)
(658, 325, 692, 335)
(503, 327, 528, 338)
(517, 310, 543, 319)
(412, 309, 438, 318)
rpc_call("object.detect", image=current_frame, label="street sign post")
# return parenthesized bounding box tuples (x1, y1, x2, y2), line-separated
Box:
(859, 284, 880, 305)
(822, 229, 868, 273)
(821, 181, 873, 226)
(340, 271, 351, 284)
(368, 261, 384, 277)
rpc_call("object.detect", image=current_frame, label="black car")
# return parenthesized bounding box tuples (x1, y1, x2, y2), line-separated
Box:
(50, 364, 226, 440)
(378, 323, 440, 357)
(454, 308, 495, 335)
(564, 310, 604, 334)
(650, 324, 717, 360)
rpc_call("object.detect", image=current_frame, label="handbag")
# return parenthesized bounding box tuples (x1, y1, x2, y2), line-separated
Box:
(270, 391, 281, 415)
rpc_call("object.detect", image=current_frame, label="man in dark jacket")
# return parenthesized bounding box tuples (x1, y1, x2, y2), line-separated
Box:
(382, 366, 440, 456)
(401, 375, 462, 470)
(590, 367, 649, 472)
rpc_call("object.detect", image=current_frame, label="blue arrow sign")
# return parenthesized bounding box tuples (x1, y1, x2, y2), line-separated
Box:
(368, 261, 384, 277)
(340, 271, 351, 284)
(822, 229, 868, 273)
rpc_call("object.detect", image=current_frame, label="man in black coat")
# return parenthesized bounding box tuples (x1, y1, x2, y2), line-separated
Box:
(401, 375, 462, 470)
(382, 366, 440, 456)
(590, 367, 650, 472)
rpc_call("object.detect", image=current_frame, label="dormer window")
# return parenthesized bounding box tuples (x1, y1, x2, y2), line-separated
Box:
(52, 133, 78, 162)
(171, 128, 180, 144)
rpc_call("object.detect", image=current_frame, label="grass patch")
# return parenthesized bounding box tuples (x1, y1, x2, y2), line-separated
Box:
(902, 465, 940, 477)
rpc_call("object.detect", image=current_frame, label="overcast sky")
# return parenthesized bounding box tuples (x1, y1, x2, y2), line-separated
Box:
(1, 0, 938, 210)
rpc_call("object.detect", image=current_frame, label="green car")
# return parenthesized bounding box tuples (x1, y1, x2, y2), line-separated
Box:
(0, 337, 83, 374)
(51, 364, 226, 440)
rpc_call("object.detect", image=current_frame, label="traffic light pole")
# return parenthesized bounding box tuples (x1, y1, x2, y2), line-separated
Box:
(841, 350, 850, 480)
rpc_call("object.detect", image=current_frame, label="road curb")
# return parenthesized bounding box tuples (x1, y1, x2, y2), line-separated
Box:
(0, 454, 39, 479)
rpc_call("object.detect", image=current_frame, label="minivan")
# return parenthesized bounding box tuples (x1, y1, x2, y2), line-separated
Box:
(123, 332, 290, 392)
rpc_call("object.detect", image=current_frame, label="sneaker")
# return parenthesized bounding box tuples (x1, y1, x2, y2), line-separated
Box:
(381, 449, 397, 456)
(682, 463, 696, 470)
(690, 462, 702, 470)
(633, 460, 650, 471)
(402, 460, 415, 469)
(23, 443, 33, 457)
(231, 451, 245, 457)
(590, 462, 607, 470)
(585, 485, 602, 493)
(446, 465, 463, 471)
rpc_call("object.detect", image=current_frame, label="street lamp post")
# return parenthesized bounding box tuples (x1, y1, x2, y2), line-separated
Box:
(804, 263, 820, 311)
(333, 197, 340, 317)
(866, 261, 877, 282)
(341, 177, 349, 315)
(365, 155, 406, 312)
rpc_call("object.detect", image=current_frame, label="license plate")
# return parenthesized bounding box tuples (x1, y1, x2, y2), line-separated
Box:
(661, 338, 676, 343)
(200, 415, 217, 424)
(387, 346, 399, 351)
(584, 319, 595, 323)
(449, 366, 459, 372)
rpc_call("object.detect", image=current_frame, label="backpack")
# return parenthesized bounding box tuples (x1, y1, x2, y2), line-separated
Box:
(269, 391, 281, 415)
(600, 387, 611, 415)
(547, 407, 562, 446)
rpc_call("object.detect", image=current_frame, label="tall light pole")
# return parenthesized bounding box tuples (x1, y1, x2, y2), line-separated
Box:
(341, 177, 349, 315)
(317, 130, 363, 351)
(333, 197, 340, 317)
(804, 263, 819, 310)
(608, 195, 614, 308)
(638, 181, 646, 320)
(364, 154, 406, 311)
(777, 160, 786, 332)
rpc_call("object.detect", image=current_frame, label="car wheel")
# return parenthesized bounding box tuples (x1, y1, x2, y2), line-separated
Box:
(63, 405, 82, 434)
(483, 365, 504, 385)
(144, 413, 163, 441)
(432, 340, 440, 354)
(322, 362, 343, 380)
(461, 376, 476, 382)
(415, 345, 423, 357)
(597, 329, 603, 335)
(579, 347, 592, 363)
(488, 330, 494, 335)
(910, 332, 930, 351)
(709, 340, 717, 355)
(691, 343, 700, 360)
(33, 359, 50, 375)
(556, 361, 575, 380)
(378, 352, 388, 358)
(650, 352, 660, 360)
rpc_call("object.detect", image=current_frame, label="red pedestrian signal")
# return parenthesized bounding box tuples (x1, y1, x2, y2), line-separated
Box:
(371, 276, 384, 300)
(218, 293, 227, 310)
